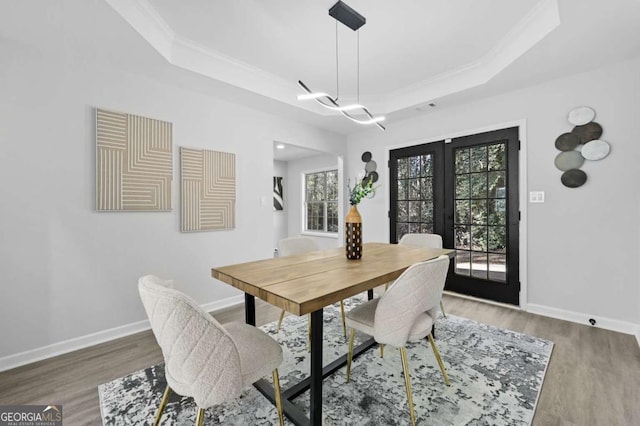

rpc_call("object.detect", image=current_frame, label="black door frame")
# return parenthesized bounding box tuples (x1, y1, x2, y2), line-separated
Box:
(443, 127, 520, 305)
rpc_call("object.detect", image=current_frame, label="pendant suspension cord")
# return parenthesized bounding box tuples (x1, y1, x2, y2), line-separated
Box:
(335, 20, 339, 102)
(357, 30, 360, 104)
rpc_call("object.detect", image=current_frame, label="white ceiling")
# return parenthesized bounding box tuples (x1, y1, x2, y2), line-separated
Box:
(1, 0, 639, 137)
(103, 0, 640, 134)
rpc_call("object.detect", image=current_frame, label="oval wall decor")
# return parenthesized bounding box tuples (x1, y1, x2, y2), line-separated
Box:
(554, 151, 585, 171)
(571, 122, 603, 144)
(568, 106, 596, 126)
(561, 169, 587, 188)
(581, 139, 610, 161)
(555, 133, 581, 151)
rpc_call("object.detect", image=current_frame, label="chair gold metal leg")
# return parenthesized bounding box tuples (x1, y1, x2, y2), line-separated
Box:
(384, 282, 389, 291)
(340, 301, 347, 337)
(272, 369, 284, 426)
(153, 385, 171, 426)
(380, 343, 385, 358)
(195, 408, 205, 426)
(400, 347, 416, 426)
(276, 309, 286, 333)
(346, 328, 356, 383)
(428, 333, 450, 386)
(440, 300, 447, 318)
(307, 313, 311, 353)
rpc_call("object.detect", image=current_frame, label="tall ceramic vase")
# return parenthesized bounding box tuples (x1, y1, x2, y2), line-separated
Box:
(345, 204, 362, 259)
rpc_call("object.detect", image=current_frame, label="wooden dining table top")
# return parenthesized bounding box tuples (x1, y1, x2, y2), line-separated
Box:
(211, 242, 453, 316)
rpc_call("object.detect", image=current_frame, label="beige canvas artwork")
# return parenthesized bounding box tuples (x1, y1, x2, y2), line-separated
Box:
(95, 108, 173, 211)
(181, 147, 236, 232)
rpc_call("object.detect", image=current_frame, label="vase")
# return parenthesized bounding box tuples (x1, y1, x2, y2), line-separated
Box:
(345, 204, 362, 259)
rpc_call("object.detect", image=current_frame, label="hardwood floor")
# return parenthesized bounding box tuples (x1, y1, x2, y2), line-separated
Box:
(1, 294, 638, 425)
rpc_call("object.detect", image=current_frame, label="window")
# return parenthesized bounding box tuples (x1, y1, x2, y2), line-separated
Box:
(305, 169, 338, 233)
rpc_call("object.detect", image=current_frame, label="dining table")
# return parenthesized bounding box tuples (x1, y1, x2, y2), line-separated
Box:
(211, 242, 453, 426)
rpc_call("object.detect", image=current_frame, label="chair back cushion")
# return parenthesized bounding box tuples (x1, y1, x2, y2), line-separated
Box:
(374, 256, 450, 346)
(138, 275, 242, 408)
(399, 233, 443, 249)
(279, 237, 319, 257)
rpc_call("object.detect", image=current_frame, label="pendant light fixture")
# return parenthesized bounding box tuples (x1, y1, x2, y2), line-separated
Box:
(297, 1, 386, 131)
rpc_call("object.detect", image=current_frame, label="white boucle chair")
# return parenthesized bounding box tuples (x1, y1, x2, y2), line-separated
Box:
(138, 275, 284, 426)
(398, 233, 448, 317)
(345, 256, 451, 426)
(277, 237, 348, 342)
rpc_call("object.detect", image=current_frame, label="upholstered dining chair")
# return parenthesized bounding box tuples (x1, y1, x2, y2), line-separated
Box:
(277, 237, 348, 341)
(345, 256, 451, 426)
(398, 233, 448, 317)
(138, 275, 284, 426)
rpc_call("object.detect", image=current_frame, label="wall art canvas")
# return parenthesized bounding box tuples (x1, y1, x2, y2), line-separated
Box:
(95, 108, 172, 211)
(273, 176, 284, 211)
(181, 147, 236, 232)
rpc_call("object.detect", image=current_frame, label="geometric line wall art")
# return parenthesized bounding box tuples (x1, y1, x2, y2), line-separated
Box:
(95, 108, 173, 211)
(180, 147, 236, 232)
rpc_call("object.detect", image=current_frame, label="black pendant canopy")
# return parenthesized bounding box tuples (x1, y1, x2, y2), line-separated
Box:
(329, 1, 366, 31)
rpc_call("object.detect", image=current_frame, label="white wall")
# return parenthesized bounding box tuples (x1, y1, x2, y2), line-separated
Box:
(347, 58, 640, 329)
(0, 36, 345, 363)
(273, 160, 288, 252)
(285, 154, 342, 250)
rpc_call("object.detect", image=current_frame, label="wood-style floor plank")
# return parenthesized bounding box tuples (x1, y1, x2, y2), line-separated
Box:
(0, 295, 638, 425)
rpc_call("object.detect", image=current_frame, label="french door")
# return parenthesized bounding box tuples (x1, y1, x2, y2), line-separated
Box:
(389, 127, 520, 305)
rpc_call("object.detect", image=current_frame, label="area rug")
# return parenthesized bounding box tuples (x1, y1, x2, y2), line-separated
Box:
(98, 298, 553, 425)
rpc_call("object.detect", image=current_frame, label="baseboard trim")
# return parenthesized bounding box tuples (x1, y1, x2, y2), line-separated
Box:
(0, 295, 244, 373)
(526, 303, 638, 336)
(443, 290, 522, 311)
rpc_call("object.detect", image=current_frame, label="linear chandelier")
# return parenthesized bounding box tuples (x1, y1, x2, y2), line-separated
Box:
(297, 1, 386, 131)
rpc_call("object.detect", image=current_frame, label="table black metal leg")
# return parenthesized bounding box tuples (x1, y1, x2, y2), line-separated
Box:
(367, 289, 374, 300)
(309, 309, 323, 426)
(245, 294, 256, 326)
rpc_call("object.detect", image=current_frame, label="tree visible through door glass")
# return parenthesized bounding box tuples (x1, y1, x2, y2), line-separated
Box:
(454, 143, 507, 282)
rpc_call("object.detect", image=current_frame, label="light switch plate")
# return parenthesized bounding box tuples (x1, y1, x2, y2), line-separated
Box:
(529, 191, 545, 203)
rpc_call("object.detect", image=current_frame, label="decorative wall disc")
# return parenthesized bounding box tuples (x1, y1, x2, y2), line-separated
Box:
(581, 139, 610, 161)
(361, 151, 372, 162)
(561, 169, 587, 188)
(367, 171, 379, 183)
(568, 106, 596, 126)
(571, 122, 602, 144)
(365, 160, 377, 173)
(554, 151, 585, 171)
(555, 133, 580, 151)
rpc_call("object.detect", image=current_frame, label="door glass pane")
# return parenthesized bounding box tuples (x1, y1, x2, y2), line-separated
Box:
(471, 226, 487, 251)
(471, 200, 487, 224)
(420, 223, 433, 233)
(421, 154, 433, 176)
(409, 156, 421, 178)
(408, 178, 420, 199)
(408, 201, 421, 222)
(455, 200, 470, 224)
(488, 143, 506, 171)
(489, 199, 506, 225)
(397, 158, 408, 179)
(488, 226, 506, 253)
(455, 148, 470, 174)
(420, 177, 433, 199)
(421, 201, 433, 223)
(408, 223, 420, 234)
(397, 223, 409, 241)
(397, 179, 408, 200)
(397, 201, 408, 222)
(455, 250, 471, 276)
(489, 253, 506, 282)
(455, 225, 470, 250)
(455, 174, 470, 198)
(471, 252, 488, 279)
(471, 173, 487, 198)
(471, 146, 488, 172)
(488, 171, 506, 198)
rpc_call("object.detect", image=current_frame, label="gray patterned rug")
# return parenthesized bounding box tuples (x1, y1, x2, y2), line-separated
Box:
(98, 298, 553, 425)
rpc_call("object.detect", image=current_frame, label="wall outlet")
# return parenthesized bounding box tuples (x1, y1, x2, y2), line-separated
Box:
(529, 191, 545, 203)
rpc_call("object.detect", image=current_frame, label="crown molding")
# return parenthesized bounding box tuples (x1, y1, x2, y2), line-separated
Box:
(106, 0, 560, 117)
(372, 0, 560, 113)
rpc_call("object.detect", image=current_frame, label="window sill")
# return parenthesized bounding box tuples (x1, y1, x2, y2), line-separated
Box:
(301, 231, 339, 239)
